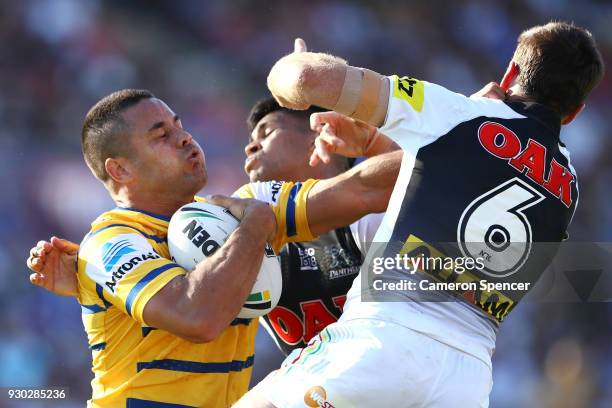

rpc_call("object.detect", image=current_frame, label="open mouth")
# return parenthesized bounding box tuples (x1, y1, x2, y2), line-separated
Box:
(188, 148, 201, 162)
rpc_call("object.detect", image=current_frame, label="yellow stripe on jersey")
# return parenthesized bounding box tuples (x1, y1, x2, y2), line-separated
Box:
(234, 179, 319, 253)
(77, 206, 257, 408)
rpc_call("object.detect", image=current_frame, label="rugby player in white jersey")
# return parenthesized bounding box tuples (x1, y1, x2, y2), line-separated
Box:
(230, 22, 604, 407)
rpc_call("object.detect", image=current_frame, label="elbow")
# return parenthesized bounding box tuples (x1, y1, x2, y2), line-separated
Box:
(182, 314, 226, 344)
(268, 57, 314, 94)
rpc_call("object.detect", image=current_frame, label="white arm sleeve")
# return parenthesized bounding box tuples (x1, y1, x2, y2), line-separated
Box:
(379, 75, 521, 150)
(349, 212, 385, 255)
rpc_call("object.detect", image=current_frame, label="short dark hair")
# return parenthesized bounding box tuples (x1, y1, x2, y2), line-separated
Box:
(247, 97, 355, 169)
(82, 89, 154, 181)
(247, 97, 327, 133)
(513, 21, 604, 117)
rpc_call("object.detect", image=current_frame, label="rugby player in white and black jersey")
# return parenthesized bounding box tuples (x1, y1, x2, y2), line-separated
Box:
(242, 98, 385, 356)
(236, 22, 604, 407)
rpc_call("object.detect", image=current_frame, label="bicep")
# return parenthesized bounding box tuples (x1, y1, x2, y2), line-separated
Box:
(79, 232, 186, 322)
(141, 274, 202, 342)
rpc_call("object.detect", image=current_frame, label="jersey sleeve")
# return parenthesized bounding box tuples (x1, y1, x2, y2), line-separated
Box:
(233, 180, 319, 253)
(349, 212, 385, 255)
(78, 227, 186, 324)
(380, 75, 477, 149)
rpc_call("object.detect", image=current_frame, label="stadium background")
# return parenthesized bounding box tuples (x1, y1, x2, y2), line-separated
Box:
(1, 0, 610, 407)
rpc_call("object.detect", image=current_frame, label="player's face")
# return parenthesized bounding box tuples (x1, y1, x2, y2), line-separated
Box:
(245, 111, 313, 182)
(121, 98, 207, 196)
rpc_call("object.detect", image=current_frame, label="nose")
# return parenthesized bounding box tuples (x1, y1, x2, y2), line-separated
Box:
(179, 130, 193, 147)
(245, 140, 261, 157)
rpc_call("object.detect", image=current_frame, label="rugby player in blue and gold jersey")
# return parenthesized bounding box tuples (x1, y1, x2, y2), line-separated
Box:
(26, 88, 399, 407)
(63, 90, 278, 408)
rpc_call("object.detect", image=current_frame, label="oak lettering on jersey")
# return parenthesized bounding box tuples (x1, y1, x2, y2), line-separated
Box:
(478, 121, 574, 207)
(300, 300, 338, 343)
(267, 297, 345, 346)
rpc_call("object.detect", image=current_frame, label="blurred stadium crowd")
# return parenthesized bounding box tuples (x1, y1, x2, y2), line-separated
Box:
(1, 0, 610, 407)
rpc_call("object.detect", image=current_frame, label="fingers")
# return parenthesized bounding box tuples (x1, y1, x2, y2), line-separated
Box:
(310, 111, 340, 133)
(309, 150, 321, 167)
(472, 82, 506, 100)
(294, 38, 307, 53)
(50, 236, 80, 255)
(27, 240, 52, 271)
(483, 82, 505, 100)
(29, 272, 45, 287)
(314, 136, 333, 164)
(206, 194, 233, 209)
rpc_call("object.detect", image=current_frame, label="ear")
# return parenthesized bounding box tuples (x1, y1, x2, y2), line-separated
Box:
(500, 61, 519, 91)
(105, 157, 133, 184)
(561, 104, 585, 125)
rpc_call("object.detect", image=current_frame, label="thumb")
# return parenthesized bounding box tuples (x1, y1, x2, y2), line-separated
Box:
(205, 195, 233, 209)
(294, 38, 307, 53)
(51, 237, 79, 255)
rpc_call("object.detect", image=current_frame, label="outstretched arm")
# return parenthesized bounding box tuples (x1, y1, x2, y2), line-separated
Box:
(306, 149, 401, 235)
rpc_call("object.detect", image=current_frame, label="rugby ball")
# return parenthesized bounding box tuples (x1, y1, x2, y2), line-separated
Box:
(168, 201, 281, 319)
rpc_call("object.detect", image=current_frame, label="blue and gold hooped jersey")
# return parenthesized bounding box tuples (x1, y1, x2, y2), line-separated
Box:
(77, 180, 317, 408)
(234, 179, 319, 253)
(77, 201, 258, 408)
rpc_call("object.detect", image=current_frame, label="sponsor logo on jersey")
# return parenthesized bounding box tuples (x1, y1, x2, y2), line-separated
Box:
(400, 235, 516, 322)
(101, 240, 136, 272)
(104, 251, 161, 293)
(267, 297, 344, 346)
(304, 385, 335, 408)
(393, 75, 424, 112)
(478, 121, 575, 207)
(270, 181, 282, 203)
(298, 247, 318, 271)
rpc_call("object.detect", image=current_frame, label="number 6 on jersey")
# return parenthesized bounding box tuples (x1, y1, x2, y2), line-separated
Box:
(458, 177, 545, 277)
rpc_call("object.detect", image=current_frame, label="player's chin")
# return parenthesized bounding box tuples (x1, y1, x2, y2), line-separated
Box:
(185, 163, 207, 187)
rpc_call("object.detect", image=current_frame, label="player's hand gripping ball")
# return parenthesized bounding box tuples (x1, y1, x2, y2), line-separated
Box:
(168, 202, 282, 318)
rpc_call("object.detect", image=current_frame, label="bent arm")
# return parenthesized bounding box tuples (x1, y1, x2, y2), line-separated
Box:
(268, 51, 389, 127)
(306, 149, 402, 236)
(143, 203, 275, 343)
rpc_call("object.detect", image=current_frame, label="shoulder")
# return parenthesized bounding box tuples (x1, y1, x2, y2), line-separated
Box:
(233, 181, 290, 205)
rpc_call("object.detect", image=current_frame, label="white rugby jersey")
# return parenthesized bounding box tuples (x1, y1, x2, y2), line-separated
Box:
(341, 76, 578, 367)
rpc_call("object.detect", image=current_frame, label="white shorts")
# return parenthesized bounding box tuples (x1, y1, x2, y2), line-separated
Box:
(251, 318, 492, 408)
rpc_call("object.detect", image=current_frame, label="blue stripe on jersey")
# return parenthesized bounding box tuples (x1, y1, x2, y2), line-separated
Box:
(286, 182, 302, 237)
(89, 342, 106, 351)
(81, 304, 106, 314)
(126, 398, 196, 408)
(230, 318, 252, 326)
(125, 263, 180, 317)
(142, 326, 157, 337)
(116, 207, 172, 222)
(96, 284, 113, 308)
(136, 355, 255, 374)
(83, 224, 166, 245)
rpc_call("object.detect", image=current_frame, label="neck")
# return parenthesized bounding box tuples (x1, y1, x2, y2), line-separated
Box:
(111, 186, 194, 217)
(292, 162, 343, 182)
